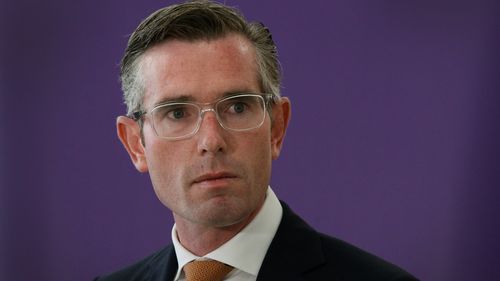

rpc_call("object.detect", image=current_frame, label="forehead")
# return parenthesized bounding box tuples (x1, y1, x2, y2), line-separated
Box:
(139, 34, 260, 107)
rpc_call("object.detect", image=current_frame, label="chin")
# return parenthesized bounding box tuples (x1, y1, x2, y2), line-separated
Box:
(195, 200, 254, 228)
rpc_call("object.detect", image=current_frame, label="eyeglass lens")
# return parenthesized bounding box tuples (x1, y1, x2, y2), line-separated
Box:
(150, 94, 266, 139)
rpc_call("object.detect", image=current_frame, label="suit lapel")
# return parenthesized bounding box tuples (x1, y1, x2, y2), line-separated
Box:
(147, 245, 178, 281)
(256, 202, 326, 281)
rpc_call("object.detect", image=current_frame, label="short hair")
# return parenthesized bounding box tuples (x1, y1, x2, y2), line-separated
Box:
(120, 0, 281, 116)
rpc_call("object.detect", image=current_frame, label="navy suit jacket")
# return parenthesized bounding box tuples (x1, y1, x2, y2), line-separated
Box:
(95, 202, 418, 281)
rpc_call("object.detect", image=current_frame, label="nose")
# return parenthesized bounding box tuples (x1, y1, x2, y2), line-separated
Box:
(196, 109, 227, 155)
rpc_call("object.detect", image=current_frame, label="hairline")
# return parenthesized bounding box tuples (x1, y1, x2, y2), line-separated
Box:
(128, 31, 278, 116)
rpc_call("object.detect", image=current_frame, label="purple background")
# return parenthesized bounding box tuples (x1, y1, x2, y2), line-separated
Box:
(2, 1, 500, 280)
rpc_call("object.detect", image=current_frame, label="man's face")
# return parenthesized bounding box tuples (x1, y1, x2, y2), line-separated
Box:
(118, 34, 290, 229)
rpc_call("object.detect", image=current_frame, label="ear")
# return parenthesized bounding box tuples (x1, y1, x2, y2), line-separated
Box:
(270, 97, 291, 160)
(116, 116, 149, 173)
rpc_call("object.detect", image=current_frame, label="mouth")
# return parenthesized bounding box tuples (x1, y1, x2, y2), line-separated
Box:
(192, 172, 238, 185)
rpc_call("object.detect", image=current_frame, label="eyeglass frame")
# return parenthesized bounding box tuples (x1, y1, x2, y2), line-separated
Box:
(129, 93, 278, 140)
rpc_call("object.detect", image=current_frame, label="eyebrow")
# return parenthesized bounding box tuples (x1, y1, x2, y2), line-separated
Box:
(152, 95, 193, 107)
(151, 90, 257, 108)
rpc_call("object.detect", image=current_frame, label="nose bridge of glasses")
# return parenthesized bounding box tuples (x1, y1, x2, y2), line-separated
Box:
(198, 107, 224, 130)
(200, 107, 217, 116)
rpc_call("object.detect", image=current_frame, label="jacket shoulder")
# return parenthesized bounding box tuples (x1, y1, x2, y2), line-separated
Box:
(316, 233, 418, 280)
(271, 202, 419, 280)
(94, 245, 175, 281)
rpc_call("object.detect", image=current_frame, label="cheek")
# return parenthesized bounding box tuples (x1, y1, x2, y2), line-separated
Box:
(240, 131, 273, 177)
(143, 126, 182, 175)
(147, 151, 187, 210)
(144, 141, 184, 196)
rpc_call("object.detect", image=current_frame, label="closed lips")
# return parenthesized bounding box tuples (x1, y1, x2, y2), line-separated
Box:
(193, 172, 237, 183)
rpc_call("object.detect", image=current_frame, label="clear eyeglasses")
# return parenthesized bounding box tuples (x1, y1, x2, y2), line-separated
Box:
(131, 93, 276, 140)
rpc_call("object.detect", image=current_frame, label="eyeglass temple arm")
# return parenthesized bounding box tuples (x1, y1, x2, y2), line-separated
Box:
(267, 94, 280, 104)
(130, 110, 146, 121)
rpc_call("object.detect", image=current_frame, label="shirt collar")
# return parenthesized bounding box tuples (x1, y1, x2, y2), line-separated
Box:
(171, 186, 283, 280)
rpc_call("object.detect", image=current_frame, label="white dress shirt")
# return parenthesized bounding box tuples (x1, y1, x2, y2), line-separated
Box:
(171, 187, 283, 281)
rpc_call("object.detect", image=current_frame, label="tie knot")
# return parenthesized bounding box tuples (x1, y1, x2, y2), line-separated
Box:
(183, 260, 233, 281)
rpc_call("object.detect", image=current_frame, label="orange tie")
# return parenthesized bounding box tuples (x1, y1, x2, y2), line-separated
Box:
(183, 260, 234, 281)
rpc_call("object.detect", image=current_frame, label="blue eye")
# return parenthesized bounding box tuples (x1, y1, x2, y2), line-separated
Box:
(165, 107, 188, 120)
(171, 109, 185, 119)
(232, 102, 246, 113)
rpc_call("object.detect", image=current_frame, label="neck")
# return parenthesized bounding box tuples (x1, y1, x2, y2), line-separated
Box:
(174, 204, 263, 256)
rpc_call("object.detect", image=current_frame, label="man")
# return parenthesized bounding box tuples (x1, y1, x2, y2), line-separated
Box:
(96, 1, 418, 280)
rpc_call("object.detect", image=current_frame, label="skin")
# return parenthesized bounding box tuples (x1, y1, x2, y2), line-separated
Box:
(117, 33, 291, 256)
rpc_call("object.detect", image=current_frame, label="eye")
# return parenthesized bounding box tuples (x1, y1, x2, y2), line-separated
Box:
(158, 105, 193, 121)
(168, 108, 186, 119)
(230, 102, 247, 114)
